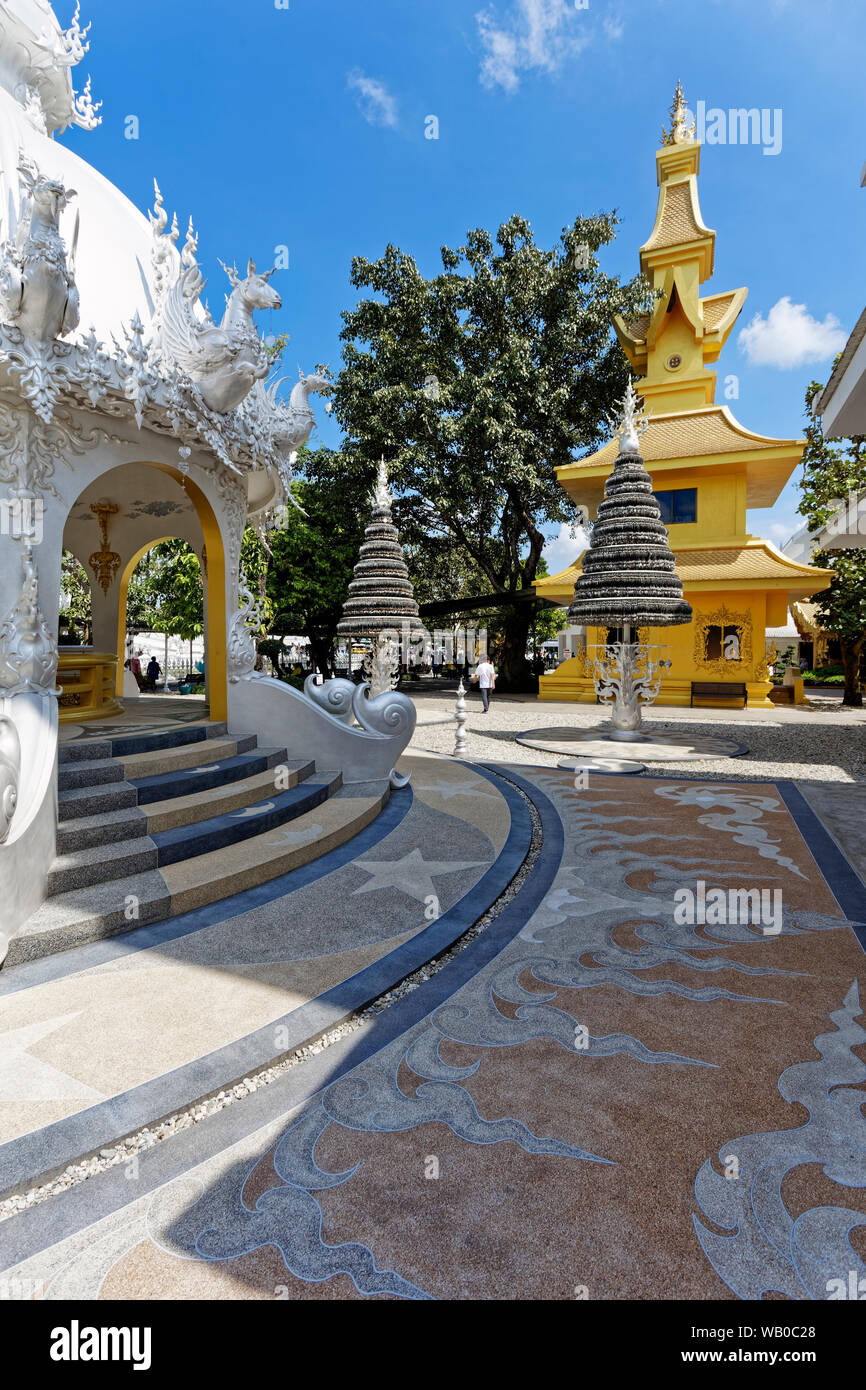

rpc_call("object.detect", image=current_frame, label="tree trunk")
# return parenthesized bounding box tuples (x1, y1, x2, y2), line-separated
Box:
(841, 636, 864, 707)
(497, 603, 534, 690)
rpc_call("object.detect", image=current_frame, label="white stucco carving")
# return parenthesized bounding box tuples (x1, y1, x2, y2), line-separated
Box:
(0, 1, 101, 137)
(0, 543, 58, 694)
(0, 158, 80, 342)
(0, 713, 20, 842)
(158, 254, 281, 415)
(227, 578, 265, 684)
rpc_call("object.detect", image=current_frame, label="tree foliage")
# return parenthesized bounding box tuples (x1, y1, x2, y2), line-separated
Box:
(59, 550, 92, 644)
(798, 379, 866, 706)
(263, 446, 368, 677)
(127, 540, 204, 645)
(333, 212, 652, 686)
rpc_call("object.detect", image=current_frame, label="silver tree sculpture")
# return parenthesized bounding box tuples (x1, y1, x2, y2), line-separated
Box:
(568, 380, 691, 741)
(337, 458, 424, 698)
(592, 639, 672, 738)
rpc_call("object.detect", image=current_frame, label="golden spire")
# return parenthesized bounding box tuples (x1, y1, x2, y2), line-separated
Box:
(660, 80, 696, 146)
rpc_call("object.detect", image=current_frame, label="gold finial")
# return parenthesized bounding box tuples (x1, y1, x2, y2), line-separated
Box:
(660, 80, 695, 146)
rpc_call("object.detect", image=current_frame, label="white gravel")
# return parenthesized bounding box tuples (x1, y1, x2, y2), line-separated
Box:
(410, 688, 866, 784)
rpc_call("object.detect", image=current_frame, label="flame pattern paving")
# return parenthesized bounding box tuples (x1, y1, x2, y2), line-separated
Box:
(3, 769, 865, 1301)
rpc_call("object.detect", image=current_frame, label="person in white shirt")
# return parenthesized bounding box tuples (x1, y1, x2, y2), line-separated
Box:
(472, 658, 496, 712)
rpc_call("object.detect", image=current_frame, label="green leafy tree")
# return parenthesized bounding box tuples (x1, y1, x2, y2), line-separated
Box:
(129, 541, 204, 667)
(799, 380, 866, 707)
(334, 212, 651, 687)
(264, 446, 368, 677)
(59, 550, 92, 644)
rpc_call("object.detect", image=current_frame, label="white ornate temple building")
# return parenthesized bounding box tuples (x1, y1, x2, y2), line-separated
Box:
(0, 2, 415, 960)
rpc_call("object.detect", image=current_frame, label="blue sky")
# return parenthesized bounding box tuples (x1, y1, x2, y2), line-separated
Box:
(61, 0, 866, 574)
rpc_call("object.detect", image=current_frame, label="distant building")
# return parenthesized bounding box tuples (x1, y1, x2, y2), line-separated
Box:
(536, 86, 831, 708)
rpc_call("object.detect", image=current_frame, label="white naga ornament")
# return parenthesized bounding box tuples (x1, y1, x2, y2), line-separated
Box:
(0, 158, 80, 342)
(159, 252, 281, 414)
(0, 544, 59, 695)
(227, 577, 265, 684)
(0, 714, 20, 843)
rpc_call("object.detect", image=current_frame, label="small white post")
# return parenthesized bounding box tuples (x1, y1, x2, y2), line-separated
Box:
(453, 677, 468, 757)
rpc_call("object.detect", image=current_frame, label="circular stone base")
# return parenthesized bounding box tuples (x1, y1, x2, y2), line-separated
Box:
(557, 757, 646, 776)
(518, 727, 746, 762)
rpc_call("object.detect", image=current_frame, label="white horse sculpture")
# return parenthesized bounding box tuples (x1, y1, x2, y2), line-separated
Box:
(0, 160, 80, 342)
(161, 257, 282, 413)
(267, 368, 332, 454)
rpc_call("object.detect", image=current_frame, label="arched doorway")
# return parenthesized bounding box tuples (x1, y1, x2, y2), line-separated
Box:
(61, 462, 228, 723)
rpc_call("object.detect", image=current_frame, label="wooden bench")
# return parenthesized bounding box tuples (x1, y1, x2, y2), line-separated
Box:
(690, 681, 747, 708)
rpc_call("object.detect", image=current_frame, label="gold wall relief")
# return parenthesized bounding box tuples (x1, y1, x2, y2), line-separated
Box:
(693, 605, 753, 676)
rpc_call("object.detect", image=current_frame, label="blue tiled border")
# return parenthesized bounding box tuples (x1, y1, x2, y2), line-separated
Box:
(0, 766, 563, 1267)
(776, 780, 866, 952)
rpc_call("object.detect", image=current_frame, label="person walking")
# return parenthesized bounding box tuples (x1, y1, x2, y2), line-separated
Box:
(145, 656, 161, 691)
(472, 656, 496, 713)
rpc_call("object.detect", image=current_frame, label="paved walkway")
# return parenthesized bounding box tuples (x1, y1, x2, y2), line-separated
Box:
(2, 759, 863, 1300)
(410, 691, 866, 784)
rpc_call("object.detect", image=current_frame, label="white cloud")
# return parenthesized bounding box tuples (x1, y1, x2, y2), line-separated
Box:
(737, 296, 847, 369)
(476, 0, 592, 92)
(543, 520, 588, 576)
(603, 16, 625, 41)
(347, 69, 398, 128)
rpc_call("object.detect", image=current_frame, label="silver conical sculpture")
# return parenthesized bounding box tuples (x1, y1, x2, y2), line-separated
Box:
(567, 383, 691, 738)
(337, 459, 423, 696)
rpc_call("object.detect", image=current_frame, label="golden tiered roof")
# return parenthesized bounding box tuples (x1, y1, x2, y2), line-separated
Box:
(557, 406, 804, 511)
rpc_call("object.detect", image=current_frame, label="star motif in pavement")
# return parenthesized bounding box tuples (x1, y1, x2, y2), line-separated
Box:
(415, 777, 498, 801)
(352, 847, 487, 903)
(0, 1013, 105, 1103)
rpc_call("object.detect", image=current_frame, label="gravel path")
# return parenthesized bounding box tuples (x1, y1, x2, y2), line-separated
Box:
(409, 689, 866, 784)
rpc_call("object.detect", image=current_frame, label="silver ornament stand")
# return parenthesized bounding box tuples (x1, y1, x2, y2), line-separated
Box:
(591, 623, 671, 742)
(452, 677, 468, 756)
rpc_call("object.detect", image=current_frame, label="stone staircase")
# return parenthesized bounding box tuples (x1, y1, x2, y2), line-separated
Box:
(5, 719, 390, 967)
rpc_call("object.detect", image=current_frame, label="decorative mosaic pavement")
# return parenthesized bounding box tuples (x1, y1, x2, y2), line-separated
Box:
(1, 765, 864, 1301)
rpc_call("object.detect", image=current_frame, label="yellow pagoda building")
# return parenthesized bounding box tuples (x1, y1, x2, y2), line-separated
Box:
(537, 85, 830, 710)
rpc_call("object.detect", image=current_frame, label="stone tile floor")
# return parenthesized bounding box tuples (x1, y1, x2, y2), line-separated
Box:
(1, 756, 863, 1300)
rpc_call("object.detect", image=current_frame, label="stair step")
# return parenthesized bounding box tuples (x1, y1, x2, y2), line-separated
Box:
(107, 721, 227, 759)
(119, 735, 257, 781)
(56, 805, 148, 853)
(47, 837, 158, 896)
(58, 782, 139, 822)
(151, 772, 341, 866)
(131, 747, 288, 806)
(9, 785, 388, 965)
(143, 759, 315, 833)
(49, 772, 341, 889)
(8, 870, 172, 964)
(159, 780, 385, 917)
(58, 758, 126, 792)
(58, 738, 112, 765)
